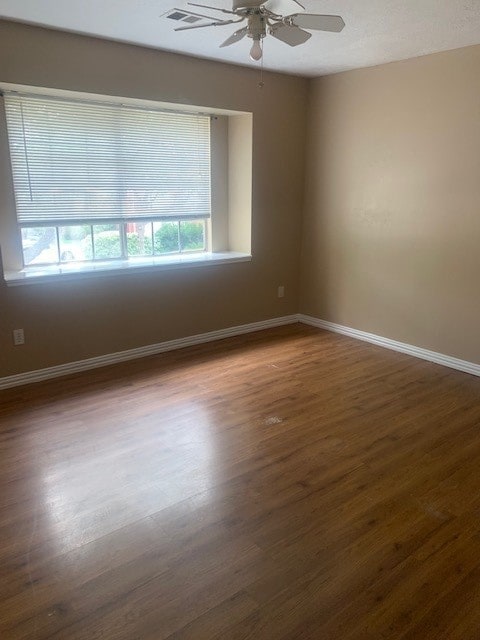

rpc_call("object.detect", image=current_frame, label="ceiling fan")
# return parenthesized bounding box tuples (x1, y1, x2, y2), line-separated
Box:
(172, 0, 345, 61)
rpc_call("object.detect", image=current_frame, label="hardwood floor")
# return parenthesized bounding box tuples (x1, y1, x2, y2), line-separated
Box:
(1, 323, 480, 639)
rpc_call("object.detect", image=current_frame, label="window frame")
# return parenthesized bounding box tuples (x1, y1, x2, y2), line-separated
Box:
(19, 217, 209, 267)
(0, 84, 253, 285)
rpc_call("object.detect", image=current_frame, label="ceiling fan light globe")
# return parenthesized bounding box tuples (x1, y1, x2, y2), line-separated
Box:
(249, 38, 263, 60)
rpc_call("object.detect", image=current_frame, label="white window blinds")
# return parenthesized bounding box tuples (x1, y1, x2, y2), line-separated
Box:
(4, 92, 211, 224)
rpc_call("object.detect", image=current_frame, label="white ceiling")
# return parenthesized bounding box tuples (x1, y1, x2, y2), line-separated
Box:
(1, 0, 480, 77)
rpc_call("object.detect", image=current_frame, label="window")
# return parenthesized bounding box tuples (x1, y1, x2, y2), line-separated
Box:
(0, 86, 253, 284)
(4, 92, 211, 267)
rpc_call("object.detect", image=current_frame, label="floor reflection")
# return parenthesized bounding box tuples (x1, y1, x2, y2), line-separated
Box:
(40, 401, 216, 553)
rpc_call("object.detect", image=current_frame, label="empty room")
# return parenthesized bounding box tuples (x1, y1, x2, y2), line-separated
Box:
(1, 1, 480, 638)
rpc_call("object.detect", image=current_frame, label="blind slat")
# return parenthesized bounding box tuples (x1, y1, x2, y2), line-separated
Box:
(4, 93, 212, 224)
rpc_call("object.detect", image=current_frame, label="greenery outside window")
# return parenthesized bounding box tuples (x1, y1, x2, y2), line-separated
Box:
(21, 220, 207, 265)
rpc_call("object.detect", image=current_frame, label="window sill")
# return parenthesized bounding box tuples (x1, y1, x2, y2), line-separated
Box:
(4, 251, 252, 286)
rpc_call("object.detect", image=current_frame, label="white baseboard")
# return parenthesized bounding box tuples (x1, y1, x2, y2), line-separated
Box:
(0, 315, 299, 390)
(3, 312, 479, 390)
(298, 314, 480, 378)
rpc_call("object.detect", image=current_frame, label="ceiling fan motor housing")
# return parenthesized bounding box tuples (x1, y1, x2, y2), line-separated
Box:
(247, 12, 266, 39)
(232, 0, 263, 9)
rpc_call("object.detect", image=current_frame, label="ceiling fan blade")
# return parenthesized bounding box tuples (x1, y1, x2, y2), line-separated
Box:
(173, 7, 225, 20)
(262, 0, 304, 15)
(270, 23, 311, 46)
(188, 2, 236, 14)
(289, 14, 345, 32)
(175, 18, 236, 31)
(220, 26, 248, 47)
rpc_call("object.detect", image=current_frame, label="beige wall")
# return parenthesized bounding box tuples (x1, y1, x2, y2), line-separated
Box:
(3, 20, 479, 380)
(300, 44, 480, 364)
(0, 21, 308, 377)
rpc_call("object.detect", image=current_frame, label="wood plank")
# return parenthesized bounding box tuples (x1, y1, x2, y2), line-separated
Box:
(1, 324, 480, 638)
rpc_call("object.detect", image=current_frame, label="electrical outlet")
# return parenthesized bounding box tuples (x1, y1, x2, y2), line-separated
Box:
(277, 285, 285, 298)
(13, 328, 25, 346)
